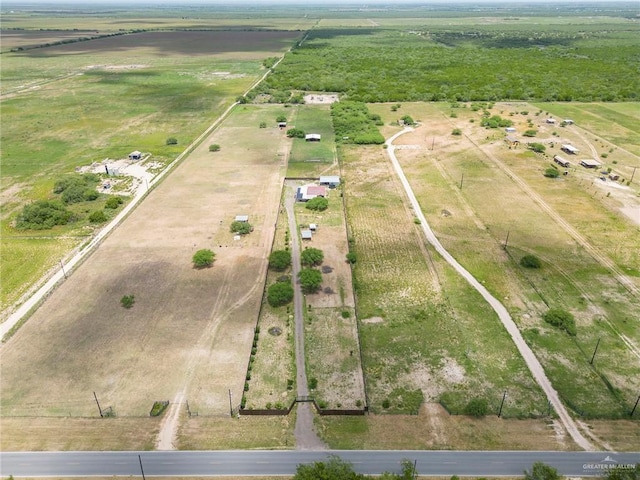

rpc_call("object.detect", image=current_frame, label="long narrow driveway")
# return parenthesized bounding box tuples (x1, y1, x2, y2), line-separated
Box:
(284, 184, 326, 450)
(385, 128, 594, 451)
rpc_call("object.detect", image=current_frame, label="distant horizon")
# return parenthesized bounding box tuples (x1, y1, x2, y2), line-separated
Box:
(2, 0, 637, 5)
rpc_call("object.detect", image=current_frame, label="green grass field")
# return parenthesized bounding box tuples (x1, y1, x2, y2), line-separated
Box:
(287, 105, 336, 178)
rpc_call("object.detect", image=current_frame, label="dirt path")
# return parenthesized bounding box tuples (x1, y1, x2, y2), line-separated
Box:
(386, 127, 595, 451)
(284, 185, 327, 450)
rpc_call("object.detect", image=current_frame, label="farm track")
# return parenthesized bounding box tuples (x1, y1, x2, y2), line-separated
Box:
(386, 127, 595, 451)
(0, 72, 82, 100)
(464, 131, 640, 298)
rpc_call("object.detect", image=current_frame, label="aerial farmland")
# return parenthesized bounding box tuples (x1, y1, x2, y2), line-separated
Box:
(1, 0, 639, 457)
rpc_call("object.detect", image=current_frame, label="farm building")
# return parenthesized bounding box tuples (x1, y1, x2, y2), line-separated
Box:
(278, 122, 287, 129)
(128, 151, 142, 160)
(505, 127, 516, 133)
(554, 155, 570, 168)
(301, 230, 313, 240)
(580, 159, 601, 169)
(563, 119, 574, 125)
(505, 135, 520, 148)
(305, 133, 321, 142)
(546, 118, 556, 124)
(296, 184, 327, 202)
(309, 223, 317, 231)
(235, 215, 249, 222)
(561, 144, 579, 155)
(319, 175, 340, 188)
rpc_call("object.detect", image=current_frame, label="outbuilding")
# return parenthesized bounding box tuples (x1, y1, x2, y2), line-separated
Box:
(296, 184, 327, 202)
(561, 144, 579, 155)
(235, 215, 249, 222)
(505, 127, 516, 133)
(301, 230, 313, 240)
(546, 118, 556, 124)
(319, 175, 340, 188)
(305, 133, 321, 142)
(580, 159, 601, 169)
(554, 155, 570, 168)
(129, 151, 142, 160)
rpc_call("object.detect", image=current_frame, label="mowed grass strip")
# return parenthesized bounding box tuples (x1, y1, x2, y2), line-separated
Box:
(287, 104, 336, 177)
(342, 144, 546, 417)
(395, 101, 639, 418)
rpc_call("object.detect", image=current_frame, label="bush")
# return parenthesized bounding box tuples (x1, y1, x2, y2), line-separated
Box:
(166, 137, 178, 145)
(209, 144, 221, 152)
(452, 128, 462, 136)
(267, 282, 294, 307)
(382, 399, 390, 409)
(308, 377, 318, 389)
(301, 247, 324, 266)
(305, 197, 328, 211)
(520, 254, 542, 269)
(193, 249, 215, 268)
(543, 308, 577, 336)
(105, 196, 124, 209)
(259, 121, 267, 128)
(346, 252, 357, 264)
(230, 221, 253, 235)
(121, 294, 135, 309)
(341, 310, 351, 319)
(528, 142, 546, 153)
(276, 115, 287, 123)
(269, 250, 292, 271)
(286, 128, 305, 138)
(464, 398, 488, 417)
(544, 167, 560, 178)
(299, 268, 322, 293)
(88, 210, 107, 223)
(523, 129, 538, 137)
(401, 114, 415, 125)
(15, 200, 75, 230)
(150, 400, 169, 417)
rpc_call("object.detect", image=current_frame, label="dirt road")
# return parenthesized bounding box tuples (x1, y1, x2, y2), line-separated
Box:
(386, 128, 594, 451)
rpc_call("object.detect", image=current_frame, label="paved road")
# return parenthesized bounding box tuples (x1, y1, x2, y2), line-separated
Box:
(385, 129, 593, 451)
(1, 450, 637, 477)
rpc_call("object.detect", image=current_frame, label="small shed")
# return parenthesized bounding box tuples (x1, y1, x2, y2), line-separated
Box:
(546, 118, 556, 124)
(235, 215, 249, 222)
(319, 175, 340, 188)
(305, 133, 321, 142)
(278, 122, 287, 129)
(301, 230, 313, 240)
(580, 159, 601, 169)
(505, 127, 516, 133)
(561, 144, 579, 155)
(309, 223, 317, 231)
(129, 151, 142, 160)
(563, 119, 574, 125)
(554, 155, 570, 168)
(505, 135, 520, 148)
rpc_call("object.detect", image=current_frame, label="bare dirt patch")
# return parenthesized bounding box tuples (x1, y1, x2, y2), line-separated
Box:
(304, 93, 339, 104)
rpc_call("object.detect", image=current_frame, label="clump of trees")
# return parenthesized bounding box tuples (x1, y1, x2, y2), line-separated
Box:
(105, 196, 124, 209)
(544, 167, 560, 178)
(331, 101, 385, 145)
(192, 249, 215, 268)
(543, 308, 577, 336)
(54, 174, 100, 205)
(305, 197, 328, 211)
(286, 128, 306, 138)
(301, 247, 324, 266)
(528, 142, 546, 153)
(15, 200, 75, 230)
(293, 456, 418, 480)
(481, 115, 513, 129)
(230, 221, 253, 235)
(88, 210, 107, 223)
(269, 250, 292, 271)
(520, 254, 542, 269)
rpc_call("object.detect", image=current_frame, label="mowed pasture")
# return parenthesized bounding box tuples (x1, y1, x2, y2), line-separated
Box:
(341, 141, 548, 417)
(382, 101, 640, 419)
(1, 29, 300, 314)
(286, 104, 336, 178)
(0, 104, 287, 421)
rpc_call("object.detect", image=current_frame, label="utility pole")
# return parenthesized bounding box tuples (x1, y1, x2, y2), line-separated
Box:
(504, 231, 510, 250)
(631, 394, 640, 417)
(93, 391, 103, 418)
(498, 391, 507, 418)
(138, 455, 146, 480)
(228, 389, 233, 417)
(459, 173, 464, 190)
(630, 166, 637, 184)
(590, 338, 601, 365)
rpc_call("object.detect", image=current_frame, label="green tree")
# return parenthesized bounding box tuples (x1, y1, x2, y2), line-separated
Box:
(543, 308, 576, 336)
(88, 210, 107, 223)
(193, 249, 215, 268)
(544, 167, 560, 178)
(401, 114, 414, 125)
(294, 456, 364, 480)
(464, 398, 488, 417)
(286, 128, 306, 138)
(301, 247, 324, 267)
(305, 197, 328, 211)
(276, 115, 287, 123)
(528, 142, 546, 153)
(166, 137, 178, 145)
(524, 462, 561, 480)
(452, 128, 462, 136)
(16, 200, 75, 230)
(299, 268, 322, 293)
(230, 221, 253, 235)
(523, 129, 538, 137)
(105, 196, 124, 209)
(604, 464, 640, 480)
(209, 144, 221, 152)
(269, 250, 292, 271)
(121, 294, 135, 309)
(520, 254, 542, 269)
(267, 282, 294, 307)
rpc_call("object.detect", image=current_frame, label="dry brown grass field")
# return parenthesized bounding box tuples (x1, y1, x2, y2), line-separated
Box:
(0, 104, 287, 431)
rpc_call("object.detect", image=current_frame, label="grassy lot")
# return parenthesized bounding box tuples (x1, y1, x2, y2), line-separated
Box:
(287, 105, 336, 178)
(1, 30, 299, 314)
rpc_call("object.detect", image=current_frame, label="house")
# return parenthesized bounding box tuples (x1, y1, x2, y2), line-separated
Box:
(505, 135, 520, 148)
(301, 230, 313, 240)
(128, 151, 142, 160)
(296, 184, 327, 202)
(580, 159, 601, 169)
(234, 215, 249, 222)
(305, 133, 321, 142)
(319, 175, 340, 188)
(553, 155, 570, 168)
(546, 118, 556, 124)
(561, 144, 579, 155)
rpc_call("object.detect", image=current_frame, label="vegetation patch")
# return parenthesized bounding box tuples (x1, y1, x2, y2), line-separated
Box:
(543, 308, 577, 336)
(149, 400, 169, 417)
(15, 200, 76, 230)
(192, 249, 215, 269)
(331, 101, 384, 145)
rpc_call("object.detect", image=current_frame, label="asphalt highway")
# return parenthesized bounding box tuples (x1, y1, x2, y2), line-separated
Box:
(1, 450, 638, 477)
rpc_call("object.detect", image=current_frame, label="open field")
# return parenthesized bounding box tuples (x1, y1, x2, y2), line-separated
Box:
(0, 104, 287, 423)
(286, 105, 336, 178)
(1, 29, 300, 315)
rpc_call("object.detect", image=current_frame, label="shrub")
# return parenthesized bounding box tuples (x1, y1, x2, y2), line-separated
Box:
(523, 129, 538, 137)
(299, 268, 322, 293)
(528, 142, 546, 153)
(230, 221, 253, 235)
(121, 294, 135, 309)
(149, 400, 169, 417)
(452, 128, 462, 136)
(544, 167, 560, 178)
(382, 399, 390, 409)
(520, 254, 542, 269)
(286, 128, 305, 138)
(267, 282, 294, 307)
(543, 308, 577, 336)
(259, 121, 267, 128)
(308, 377, 318, 389)
(346, 252, 357, 264)
(193, 249, 215, 268)
(88, 210, 107, 223)
(464, 398, 488, 417)
(105, 196, 124, 209)
(209, 144, 221, 152)
(341, 310, 351, 318)
(269, 250, 292, 271)
(15, 200, 75, 230)
(301, 247, 323, 266)
(305, 197, 328, 211)
(276, 115, 287, 123)
(166, 137, 178, 145)
(401, 114, 414, 125)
